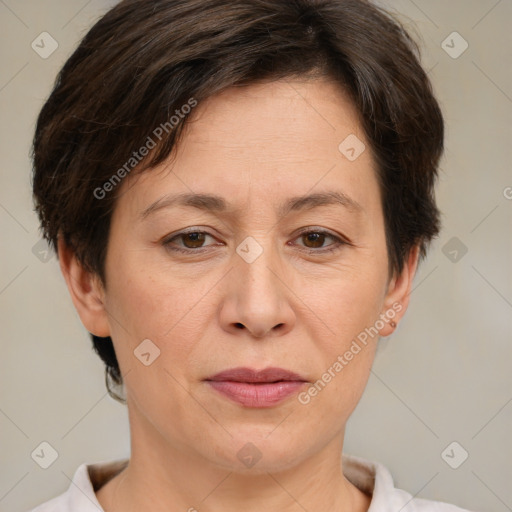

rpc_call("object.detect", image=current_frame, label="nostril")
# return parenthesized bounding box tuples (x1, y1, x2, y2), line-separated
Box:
(235, 323, 244, 329)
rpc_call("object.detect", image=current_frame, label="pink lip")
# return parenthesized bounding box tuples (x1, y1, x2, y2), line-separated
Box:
(205, 367, 308, 408)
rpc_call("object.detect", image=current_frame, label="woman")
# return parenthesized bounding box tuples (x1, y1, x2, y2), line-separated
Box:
(29, 0, 473, 510)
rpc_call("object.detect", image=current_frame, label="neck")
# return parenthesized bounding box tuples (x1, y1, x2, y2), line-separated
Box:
(97, 400, 371, 512)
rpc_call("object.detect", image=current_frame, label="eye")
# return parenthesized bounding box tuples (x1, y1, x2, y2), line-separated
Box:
(162, 229, 219, 253)
(162, 227, 349, 255)
(291, 228, 347, 254)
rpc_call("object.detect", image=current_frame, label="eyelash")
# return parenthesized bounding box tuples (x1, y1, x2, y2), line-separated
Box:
(161, 228, 349, 255)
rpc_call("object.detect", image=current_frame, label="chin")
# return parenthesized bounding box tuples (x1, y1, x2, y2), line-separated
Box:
(204, 429, 312, 475)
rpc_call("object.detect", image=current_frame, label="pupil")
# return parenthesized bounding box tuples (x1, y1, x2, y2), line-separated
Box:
(306, 233, 323, 248)
(185, 232, 204, 247)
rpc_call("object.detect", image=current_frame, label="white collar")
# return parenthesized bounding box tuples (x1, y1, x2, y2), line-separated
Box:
(31, 454, 471, 511)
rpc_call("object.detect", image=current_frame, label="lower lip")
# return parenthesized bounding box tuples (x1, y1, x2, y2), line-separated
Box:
(206, 380, 306, 407)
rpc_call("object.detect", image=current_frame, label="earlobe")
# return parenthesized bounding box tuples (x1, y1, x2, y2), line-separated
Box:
(379, 244, 421, 337)
(57, 237, 111, 337)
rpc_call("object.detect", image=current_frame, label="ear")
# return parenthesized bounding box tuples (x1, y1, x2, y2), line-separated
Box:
(57, 237, 111, 337)
(379, 244, 420, 337)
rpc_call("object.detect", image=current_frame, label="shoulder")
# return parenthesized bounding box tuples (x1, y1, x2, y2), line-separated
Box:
(24, 462, 91, 512)
(24, 459, 128, 512)
(25, 494, 68, 512)
(385, 485, 475, 511)
(342, 453, 476, 512)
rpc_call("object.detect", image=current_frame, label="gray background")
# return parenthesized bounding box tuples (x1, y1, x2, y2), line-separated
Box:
(0, 1, 511, 511)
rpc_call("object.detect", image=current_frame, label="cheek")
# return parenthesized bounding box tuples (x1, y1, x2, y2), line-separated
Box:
(299, 264, 385, 407)
(102, 260, 209, 424)
(309, 261, 387, 341)
(102, 252, 201, 363)
(297, 289, 380, 427)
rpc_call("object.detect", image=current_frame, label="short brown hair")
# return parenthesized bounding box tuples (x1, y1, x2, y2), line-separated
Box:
(32, 0, 444, 402)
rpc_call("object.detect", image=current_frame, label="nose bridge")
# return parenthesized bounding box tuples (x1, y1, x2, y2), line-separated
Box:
(227, 234, 293, 337)
(237, 235, 283, 303)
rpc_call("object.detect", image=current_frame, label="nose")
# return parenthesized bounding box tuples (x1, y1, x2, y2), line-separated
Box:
(219, 241, 296, 339)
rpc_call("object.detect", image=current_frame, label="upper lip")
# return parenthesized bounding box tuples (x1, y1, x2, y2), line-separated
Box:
(205, 367, 308, 383)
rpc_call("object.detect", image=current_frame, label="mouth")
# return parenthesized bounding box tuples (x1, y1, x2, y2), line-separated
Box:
(204, 367, 308, 408)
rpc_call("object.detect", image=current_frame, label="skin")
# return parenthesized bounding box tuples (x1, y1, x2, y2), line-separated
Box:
(59, 77, 419, 512)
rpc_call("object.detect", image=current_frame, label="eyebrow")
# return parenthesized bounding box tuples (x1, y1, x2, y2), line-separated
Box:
(140, 190, 363, 220)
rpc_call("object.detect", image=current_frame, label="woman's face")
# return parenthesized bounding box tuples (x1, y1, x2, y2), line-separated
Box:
(84, 78, 415, 473)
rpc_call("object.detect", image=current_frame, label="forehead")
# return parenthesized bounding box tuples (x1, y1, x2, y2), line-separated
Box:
(116, 77, 379, 220)
(182, 78, 362, 149)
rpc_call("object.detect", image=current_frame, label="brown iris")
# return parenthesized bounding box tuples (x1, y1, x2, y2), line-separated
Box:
(180, 232, 207, 248)
(301, 232, 326, 249)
